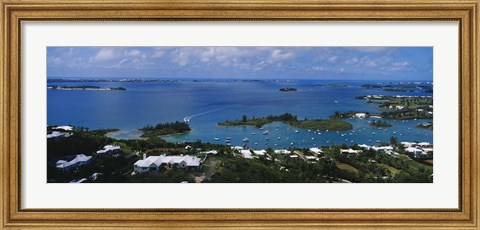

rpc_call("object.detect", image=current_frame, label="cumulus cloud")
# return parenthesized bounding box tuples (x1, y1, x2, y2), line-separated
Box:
(47, 47, 432, 79)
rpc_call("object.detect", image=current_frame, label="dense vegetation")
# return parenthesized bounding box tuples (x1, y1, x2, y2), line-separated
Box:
(219, 113, 353, 131)
(48, 127, 433, 183)
(369, 120, 392, 127)
(355, 95, 433, 120)
(140, 121, 191, 138)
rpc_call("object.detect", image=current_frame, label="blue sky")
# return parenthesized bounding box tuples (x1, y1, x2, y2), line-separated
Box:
(47, 47, 433, 80)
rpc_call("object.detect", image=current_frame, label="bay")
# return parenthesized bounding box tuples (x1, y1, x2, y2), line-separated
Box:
(47, 79, 433, 149)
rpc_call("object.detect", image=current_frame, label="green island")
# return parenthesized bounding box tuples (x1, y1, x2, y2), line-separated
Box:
(355, 95, 433, 120)
(139, 121, 191, 139)
(47, 126, 433, 183)
(361, 82, 433, 94)
(369, 120, 392, 128)
(417, 121, 433, 129)
(218, 113, 353, 131)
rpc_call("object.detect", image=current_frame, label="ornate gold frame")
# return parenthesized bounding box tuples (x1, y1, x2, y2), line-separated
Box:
(1, 0, 478, 229)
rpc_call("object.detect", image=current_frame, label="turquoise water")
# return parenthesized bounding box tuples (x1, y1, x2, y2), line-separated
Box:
(47, 79, 433, 148)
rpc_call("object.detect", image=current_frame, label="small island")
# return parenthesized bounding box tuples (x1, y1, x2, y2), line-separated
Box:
(219, 113, 353, 131)
(417, 122, 433, 129)
(279, 87, 297, 92)
(47, 85, 126, 91)
(369, 120, 392, 127)
(139, 121, 191, 139)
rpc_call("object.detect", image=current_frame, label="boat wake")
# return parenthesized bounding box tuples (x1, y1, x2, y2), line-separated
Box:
(183, 108, 225, 123)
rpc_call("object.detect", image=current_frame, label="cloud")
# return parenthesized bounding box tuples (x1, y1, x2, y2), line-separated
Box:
(327, 56, 338, 63)
(127, 49, 142, 57)
(91, 48, 117, 62)
(47, 47, 432, 80)
(382, 61, 415, 72)
(269, 49, 294, 62)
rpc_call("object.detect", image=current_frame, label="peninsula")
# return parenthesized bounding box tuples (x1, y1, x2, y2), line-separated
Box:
(218, 113, 353, 131)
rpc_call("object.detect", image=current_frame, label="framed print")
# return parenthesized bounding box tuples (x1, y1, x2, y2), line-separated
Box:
(1, 0, 479, 229)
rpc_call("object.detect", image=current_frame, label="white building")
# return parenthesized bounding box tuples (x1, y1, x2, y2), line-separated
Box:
(401, 142, 415, 148)
(133, 155, 201, 173)
(47, 131, 65, 139)
(305, 156, 318, 162)
(340, 149, 362, 154)
(309, 147, 323, 155)
(354, 113, 367, 119)
(56, 154, 92, 171)
(201, 150, 218, 155)
(253, 150, 267, 156)
(54, 125, 73, 131)
(405, 147, 426, 157)
(274, 149, 291, 155)
(358, 144, 371, 150)
(240, 150, 253, 159)
(372, 146, 394, 152)
(96, 145, 121, 154)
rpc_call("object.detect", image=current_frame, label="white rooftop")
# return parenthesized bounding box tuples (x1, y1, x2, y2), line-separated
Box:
(253, 150, 266, 155)
(47, 131, 64, 139)
(56, 154, 92, 169)
(134, 155, 201, 168)
(55, 125, 73, 131)
(309, 147, 323, 154)
(96, 145, 121, 154)
(240, 150, 253, 159)
(274, 149, 291, 154)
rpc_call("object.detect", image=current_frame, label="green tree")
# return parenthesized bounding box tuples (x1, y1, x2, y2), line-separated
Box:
(242, 115, 247, 123)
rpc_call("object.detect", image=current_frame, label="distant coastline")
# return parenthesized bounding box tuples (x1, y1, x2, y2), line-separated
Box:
(47, 85, 126, 91)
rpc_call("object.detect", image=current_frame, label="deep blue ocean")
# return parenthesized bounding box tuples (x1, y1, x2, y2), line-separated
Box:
(47, 79, 433, 149)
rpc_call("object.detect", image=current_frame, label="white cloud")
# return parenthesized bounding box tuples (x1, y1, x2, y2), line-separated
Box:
(269, 49, 294, 62)
(345, 57, 358, 65)
(327, 56, 338, 63)
(91, 48, 117, 62)
(127, 49, 142, 57)
(393, 61, 409, 68)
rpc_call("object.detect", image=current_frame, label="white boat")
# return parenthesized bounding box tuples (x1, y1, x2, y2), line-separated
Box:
(214, 137, 220, 141)
(295, 130, 299, 133)
(226, 137, 232, 140)
(263, 130, 269, 135)
(251, 133, 256, 135)
(242, 137, 249, 142)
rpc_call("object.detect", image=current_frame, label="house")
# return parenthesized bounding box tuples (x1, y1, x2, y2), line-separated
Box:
(47, 131, 65, 139)
(54, 125, 74, 131)
(201, 150, 218, 155)
(274, 149, 291, 155)
(231, 146, 244, 151)
(56, 154, 92, 171)
(133, 154, 202, 173)
(401, 142, 415, 148)
(358, 144, 371, 150)
(372, 146, 394, 152)
(96, 145, 121, 154)
(340, 149, 361, 154)
(305, 156, 318, 162)
(309, 147, 323, 155)
(240, 150, 253, 159)
(253, 150, 267, 156)
(418, 142, 432, 147)
(405, 147, 426, 157)
(354, 113, 367, 119)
